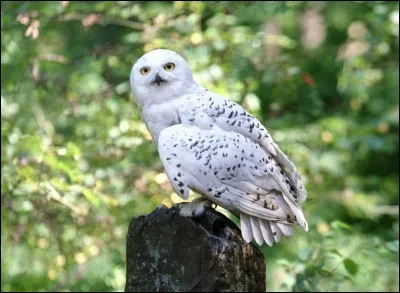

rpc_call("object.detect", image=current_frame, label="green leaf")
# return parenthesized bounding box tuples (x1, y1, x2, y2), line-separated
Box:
(343, 258, 359, 276)
(44, 154, 81, 183)
(331, 220, 352, 231)
(83, 188, 101, 207)
(329, 249, 343, 257)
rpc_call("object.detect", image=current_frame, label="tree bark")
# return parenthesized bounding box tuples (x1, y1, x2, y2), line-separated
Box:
(125, 203, 266, 292)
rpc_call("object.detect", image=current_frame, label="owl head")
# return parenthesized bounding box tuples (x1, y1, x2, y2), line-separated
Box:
(130, 49, 196, 109)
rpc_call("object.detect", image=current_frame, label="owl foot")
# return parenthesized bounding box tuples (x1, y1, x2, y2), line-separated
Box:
(179, 196, 212, 217)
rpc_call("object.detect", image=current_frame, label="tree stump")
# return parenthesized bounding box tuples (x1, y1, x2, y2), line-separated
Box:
(125, 203, 266, 292)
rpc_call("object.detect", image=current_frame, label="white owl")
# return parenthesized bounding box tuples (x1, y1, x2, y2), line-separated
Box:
(130, 49, 308, 246)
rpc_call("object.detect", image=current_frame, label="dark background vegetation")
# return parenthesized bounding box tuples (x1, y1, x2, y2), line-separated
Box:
(1, 1, 399, 291)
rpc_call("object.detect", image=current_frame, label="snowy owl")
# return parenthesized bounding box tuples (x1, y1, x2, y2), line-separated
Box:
(130, 49, 308, 246)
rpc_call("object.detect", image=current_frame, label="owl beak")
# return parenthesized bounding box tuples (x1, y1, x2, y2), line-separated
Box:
(153, 73, 166, 86)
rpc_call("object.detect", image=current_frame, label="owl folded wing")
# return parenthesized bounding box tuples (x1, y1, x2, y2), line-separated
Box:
(179, 92, 307, 203)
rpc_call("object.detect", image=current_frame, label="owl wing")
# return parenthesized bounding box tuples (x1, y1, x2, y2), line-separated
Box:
(158, 122, 308, 246)
(179, 92, 307, 203)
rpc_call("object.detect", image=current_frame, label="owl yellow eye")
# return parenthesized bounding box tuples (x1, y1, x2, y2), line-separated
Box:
(164, 62, 175, 71)
(140, 67, 150, 75)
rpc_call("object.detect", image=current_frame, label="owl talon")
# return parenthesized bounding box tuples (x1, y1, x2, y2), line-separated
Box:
(179, 197, 212, 217)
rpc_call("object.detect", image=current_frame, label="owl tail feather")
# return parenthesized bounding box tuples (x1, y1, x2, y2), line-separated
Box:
(240, 214, 294, 246)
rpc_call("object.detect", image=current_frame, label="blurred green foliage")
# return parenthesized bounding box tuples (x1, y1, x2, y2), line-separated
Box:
(1, 1, 399, 291)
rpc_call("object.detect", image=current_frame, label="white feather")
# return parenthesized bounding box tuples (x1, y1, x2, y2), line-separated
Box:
(240, 213, 253, 243)
(250, 216, 264, 246)
(277, 223, 295, 236)
(270, 222, 282, 243)
(258, 219, 275, 247)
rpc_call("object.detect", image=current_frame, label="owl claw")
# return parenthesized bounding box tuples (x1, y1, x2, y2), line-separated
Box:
(179, 197, 212, 217)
